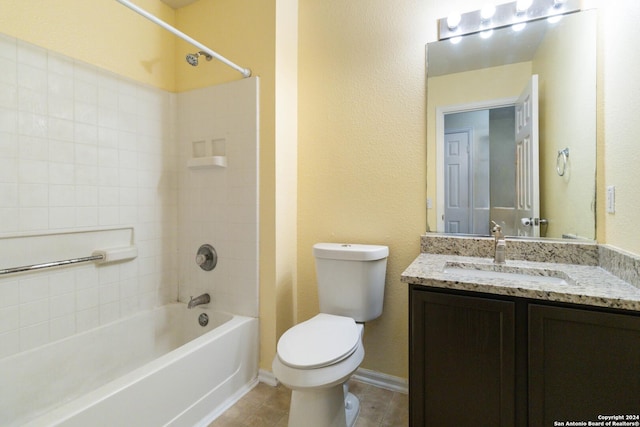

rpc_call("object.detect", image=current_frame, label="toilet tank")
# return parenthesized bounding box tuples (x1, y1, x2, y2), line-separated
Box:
(313, 243, 389, 322)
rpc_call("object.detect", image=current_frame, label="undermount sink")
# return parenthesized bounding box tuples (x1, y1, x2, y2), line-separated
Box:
(443, 262, 573, 286)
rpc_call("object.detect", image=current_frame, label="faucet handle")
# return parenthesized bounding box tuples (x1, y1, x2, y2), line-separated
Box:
(491, 221, 505, 242)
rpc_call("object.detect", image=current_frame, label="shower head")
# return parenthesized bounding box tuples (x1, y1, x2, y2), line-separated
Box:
(185, 51, 213, 66)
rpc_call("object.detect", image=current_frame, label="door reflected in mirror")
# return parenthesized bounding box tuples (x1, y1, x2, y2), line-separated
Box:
(426, 10, 597, 240)
(443, 107, 516, 236)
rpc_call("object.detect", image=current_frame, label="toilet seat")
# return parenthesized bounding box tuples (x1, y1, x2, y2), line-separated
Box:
(277, 313, 360, 369)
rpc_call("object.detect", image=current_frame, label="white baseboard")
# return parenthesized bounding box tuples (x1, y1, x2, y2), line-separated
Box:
(258, 368, 279, 387)
(352, 368, 408, 394)
(259, 367, 408, 394)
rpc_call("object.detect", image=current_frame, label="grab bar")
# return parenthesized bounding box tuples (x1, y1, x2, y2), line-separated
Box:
(0, 246, 138, 276)
(0, 254, 104, 276)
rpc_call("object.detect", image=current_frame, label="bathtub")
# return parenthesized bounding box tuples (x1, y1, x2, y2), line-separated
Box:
(0, 303, 259, 427)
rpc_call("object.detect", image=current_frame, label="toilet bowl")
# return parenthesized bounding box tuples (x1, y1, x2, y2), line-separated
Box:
(272, 243, 389, 427)
(272, 314, 365, 427)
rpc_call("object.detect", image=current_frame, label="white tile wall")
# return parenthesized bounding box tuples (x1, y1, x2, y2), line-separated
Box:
(0, 33, 179, 357)
(0, 33, 259, 359)
(177, 78, 259, 318)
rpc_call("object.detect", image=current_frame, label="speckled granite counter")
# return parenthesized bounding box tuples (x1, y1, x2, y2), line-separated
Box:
(402, 253, 640, 312)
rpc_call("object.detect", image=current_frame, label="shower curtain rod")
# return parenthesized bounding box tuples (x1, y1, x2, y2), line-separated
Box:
(114, 0, 252, 78)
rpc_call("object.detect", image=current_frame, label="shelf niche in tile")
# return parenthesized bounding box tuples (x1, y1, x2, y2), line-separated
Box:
(187, 137, 227, 169)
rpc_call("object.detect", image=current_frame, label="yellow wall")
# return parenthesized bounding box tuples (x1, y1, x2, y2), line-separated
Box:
(0, 0, 176, 91)
(297, 0, 429, 378)
(174, 0, 274, 91)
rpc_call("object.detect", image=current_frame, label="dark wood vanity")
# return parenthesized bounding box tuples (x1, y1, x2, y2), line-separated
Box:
(409, 286, 640, 426)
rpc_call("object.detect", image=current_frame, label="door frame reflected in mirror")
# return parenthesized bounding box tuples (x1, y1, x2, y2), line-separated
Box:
(436, 96, 518, 235)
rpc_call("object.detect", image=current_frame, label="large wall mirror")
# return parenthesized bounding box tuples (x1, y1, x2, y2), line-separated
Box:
(426, 9, 596, 240)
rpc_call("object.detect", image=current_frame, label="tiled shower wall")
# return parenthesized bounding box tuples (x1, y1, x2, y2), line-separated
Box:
(0, 33, 260, 359)
(0, 33, 181, 358)
(177, 78, 259, 318)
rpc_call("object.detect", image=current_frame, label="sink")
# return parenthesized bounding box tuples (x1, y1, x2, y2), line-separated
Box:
(443, 262, 573, 286)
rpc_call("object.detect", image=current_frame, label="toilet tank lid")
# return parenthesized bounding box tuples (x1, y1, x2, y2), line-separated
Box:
(313, 243, 389, 261)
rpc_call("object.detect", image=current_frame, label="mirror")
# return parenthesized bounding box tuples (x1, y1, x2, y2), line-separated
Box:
(426, 10, 597, 240)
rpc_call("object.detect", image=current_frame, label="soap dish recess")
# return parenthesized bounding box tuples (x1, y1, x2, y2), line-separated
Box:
(188, 138, 227, 169)
(187, 156, 227, 169)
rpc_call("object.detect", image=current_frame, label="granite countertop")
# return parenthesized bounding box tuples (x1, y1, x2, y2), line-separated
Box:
(401, 253, 640, 312)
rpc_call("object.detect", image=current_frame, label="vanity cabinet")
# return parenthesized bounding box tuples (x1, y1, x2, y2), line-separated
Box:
(410, 290, 518, 426)
(409, 286, 640, 427)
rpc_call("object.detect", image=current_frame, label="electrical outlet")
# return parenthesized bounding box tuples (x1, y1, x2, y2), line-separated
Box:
(606, 185, 615, 214)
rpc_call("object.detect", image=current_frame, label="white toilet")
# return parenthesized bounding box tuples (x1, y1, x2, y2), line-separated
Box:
(272, 243, 389, 427)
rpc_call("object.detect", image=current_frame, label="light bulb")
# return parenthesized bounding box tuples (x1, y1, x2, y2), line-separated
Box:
(512, 22, 527, 32)
(480, 29, 494, 39)
(481, 4, 496, 21)
(547, 15, 563, 23)
(447, 14, 461, 30)
(516, 0, 533, 13)
(450, 36, 462, 45)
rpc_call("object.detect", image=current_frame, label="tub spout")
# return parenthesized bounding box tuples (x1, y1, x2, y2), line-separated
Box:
(188, 293, 210, 309)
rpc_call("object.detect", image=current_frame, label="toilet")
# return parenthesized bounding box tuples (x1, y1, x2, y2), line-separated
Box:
(272, 243, 389, 427)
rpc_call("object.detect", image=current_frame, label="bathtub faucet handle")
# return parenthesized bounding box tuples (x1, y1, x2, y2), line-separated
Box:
(196, 244, 217, 271)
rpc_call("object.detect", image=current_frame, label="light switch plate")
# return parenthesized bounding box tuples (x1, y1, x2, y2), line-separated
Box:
(606, 185, 615, 213)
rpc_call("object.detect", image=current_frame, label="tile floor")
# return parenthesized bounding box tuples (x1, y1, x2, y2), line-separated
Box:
(208, 379, 408, 427)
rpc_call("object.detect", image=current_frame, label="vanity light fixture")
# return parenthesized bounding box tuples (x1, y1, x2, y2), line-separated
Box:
(437, 0, 580, 41)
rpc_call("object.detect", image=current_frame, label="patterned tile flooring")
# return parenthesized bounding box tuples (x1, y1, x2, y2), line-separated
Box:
(208, 379, 408, 427)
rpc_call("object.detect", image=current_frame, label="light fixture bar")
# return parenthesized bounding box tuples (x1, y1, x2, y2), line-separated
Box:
(438, 0, 580, 40)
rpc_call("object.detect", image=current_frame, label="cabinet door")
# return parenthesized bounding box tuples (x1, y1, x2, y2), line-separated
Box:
(410, 289, 516, 426)
(529, 304, 640, 425)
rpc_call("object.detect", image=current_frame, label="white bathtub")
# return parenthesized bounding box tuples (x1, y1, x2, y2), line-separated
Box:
(0, 303, 259, 427)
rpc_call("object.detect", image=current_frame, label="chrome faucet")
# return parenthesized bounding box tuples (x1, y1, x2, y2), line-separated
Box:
(491, 221, 506, 264)
(187, 293, 210, 309)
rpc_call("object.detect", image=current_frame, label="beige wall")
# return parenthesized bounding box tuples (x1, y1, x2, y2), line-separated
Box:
(3, 0, 640, 381)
